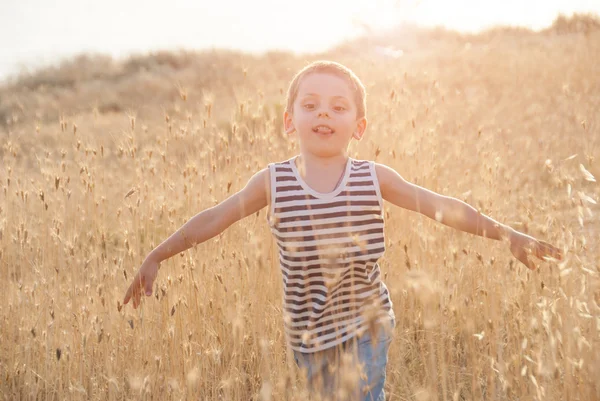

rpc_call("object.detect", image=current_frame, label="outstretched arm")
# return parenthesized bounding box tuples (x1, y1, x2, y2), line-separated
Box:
(375, 163, 562, 269)
(123, 168, 270, 307)
(147, 168, 269, 263)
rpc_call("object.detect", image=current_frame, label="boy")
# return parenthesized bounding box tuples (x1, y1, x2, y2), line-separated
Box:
(123, 61, 562, 400)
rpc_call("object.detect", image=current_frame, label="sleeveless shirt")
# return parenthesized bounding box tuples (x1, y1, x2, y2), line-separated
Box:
(267, 156, 394, 353)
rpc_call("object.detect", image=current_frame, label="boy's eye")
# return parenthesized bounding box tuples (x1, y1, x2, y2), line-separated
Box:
(303, 104, 315, 110)
(334, 106, 346, 112)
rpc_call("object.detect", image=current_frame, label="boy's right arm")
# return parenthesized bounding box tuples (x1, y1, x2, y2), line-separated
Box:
(123, 168, 270, 308)
(148, 168, 270, 263)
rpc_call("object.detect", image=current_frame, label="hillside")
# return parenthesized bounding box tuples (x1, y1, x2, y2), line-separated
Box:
(1, 14, 599, 130)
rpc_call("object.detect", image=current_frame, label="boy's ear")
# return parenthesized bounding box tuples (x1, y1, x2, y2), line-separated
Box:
(352, 117, 368, 141)
(283, 111, 296, 135)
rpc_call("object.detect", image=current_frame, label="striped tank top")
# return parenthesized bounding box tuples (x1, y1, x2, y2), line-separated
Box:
(267, 156, 394, 353)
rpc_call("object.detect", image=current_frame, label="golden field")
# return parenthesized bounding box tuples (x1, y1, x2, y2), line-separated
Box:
(1, 14, 599, 401)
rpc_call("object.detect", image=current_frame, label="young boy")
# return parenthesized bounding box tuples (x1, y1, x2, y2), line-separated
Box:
(123, 61, 562, 401)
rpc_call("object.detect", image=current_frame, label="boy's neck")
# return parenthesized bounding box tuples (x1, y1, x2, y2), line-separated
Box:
(296, 152, 349, 170)
(294, 152, 350, 193)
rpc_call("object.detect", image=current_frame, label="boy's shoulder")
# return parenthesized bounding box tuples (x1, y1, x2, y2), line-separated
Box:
(268, 156, 296, 168)
(349, 157, 387, 172)
(350, 157, 375, 164)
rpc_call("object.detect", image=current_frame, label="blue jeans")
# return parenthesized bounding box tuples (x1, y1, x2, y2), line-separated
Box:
(293, 320, 394, 401)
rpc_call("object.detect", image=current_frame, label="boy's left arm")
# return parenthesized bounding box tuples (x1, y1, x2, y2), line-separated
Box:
(375, 163, 562, 269)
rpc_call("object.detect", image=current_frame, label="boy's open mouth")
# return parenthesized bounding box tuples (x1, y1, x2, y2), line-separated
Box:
(312, 125, 335, 135)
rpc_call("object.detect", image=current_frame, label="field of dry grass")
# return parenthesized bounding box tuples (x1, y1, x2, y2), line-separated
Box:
(1, 15, 599, 401)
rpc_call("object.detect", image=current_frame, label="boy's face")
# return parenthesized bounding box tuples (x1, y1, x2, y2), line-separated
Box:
(284, 72, 367, 158)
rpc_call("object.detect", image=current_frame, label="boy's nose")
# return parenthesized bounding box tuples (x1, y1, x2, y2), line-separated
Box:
(318, 110, 329, 117)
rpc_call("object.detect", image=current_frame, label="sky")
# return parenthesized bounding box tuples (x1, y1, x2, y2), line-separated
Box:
(1, 0, 598, 81)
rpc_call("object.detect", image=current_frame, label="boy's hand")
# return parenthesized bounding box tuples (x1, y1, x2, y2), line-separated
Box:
(123, 255, 159, 309)
(509, 230, 562, 270)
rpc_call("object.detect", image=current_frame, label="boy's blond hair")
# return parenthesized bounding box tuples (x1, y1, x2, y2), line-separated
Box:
(285, 61, 367, 119)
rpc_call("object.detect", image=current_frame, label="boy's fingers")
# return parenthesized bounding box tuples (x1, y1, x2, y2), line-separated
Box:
(512, 244, 536, 270)
(144, 277, 153, 296)
(124, 281, 138, 305)
(521, 253, 536, 270)
(133, 288, 142, 308)
(134, 279, 144, 307)
(123, 273, 144, 306)
(547, 243, 563, 260)
(536, 241, 562, 261)
(123, 288, 131, 305)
